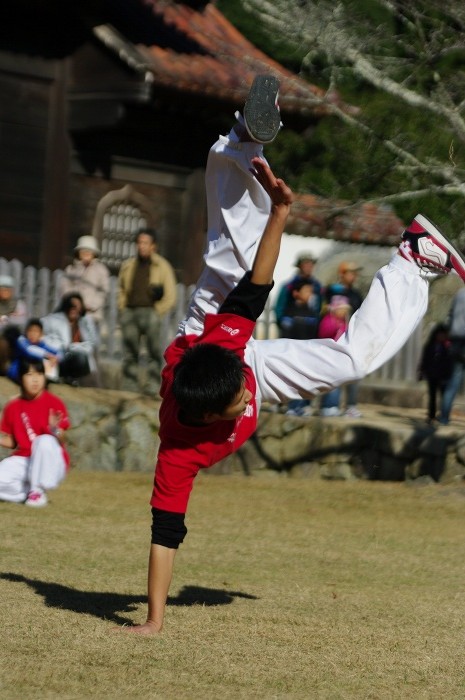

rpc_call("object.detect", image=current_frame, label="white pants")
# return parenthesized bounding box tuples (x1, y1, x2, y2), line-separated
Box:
(0, 435, 66, 503)
(179, 130, 429, 406)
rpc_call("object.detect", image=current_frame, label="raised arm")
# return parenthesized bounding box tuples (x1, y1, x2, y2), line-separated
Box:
(249, 157, 293, 286)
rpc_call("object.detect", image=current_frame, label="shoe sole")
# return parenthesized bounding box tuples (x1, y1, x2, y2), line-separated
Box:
(415, 214, 465, 282)
(243, 75, 281, 144)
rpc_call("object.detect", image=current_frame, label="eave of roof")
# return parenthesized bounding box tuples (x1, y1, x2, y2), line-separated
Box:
(93, 2, 354, 118)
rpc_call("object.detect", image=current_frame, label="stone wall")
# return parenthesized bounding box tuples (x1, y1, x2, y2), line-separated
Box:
(0, 380, 160, 473)
(1, 378, 464, 484)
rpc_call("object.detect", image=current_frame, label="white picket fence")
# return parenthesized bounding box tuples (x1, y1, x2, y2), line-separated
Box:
(0, 257, 423, 382)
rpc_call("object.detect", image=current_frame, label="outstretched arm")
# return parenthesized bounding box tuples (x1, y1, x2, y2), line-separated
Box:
(120, 544, 176, 635)
(249, 158, 293, 286)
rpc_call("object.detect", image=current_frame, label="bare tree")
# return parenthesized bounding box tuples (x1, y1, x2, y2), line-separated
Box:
(239, 0, 465, 229)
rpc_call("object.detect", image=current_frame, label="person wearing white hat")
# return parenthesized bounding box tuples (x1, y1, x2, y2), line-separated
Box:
(0, 274, 28, 375)
(0, 275, 27, 331)
(58, 235, 110, 328)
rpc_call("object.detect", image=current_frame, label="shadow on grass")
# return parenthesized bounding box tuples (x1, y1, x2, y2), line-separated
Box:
(0, 572, 258, 624)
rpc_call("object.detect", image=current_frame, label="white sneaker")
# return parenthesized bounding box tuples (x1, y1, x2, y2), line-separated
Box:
(345, 406, 362, 418)
(320, 407, 341, 417)
(25, 489, 48, 507)
(399, 214, 465, 281)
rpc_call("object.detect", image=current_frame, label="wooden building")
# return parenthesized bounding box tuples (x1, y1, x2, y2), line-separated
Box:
(0, 0, 402, 284)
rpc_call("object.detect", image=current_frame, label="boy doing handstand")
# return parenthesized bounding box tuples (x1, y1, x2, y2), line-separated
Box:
(122, 75, 465, 635)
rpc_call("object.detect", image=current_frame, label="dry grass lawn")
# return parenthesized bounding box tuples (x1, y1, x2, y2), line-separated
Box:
(1, 469, 465, 699)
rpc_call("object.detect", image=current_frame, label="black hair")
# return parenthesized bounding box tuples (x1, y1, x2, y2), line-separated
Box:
(172, 343, 245, 421)
(19, 357, 45, 380)
(136, 227, 158, 244)
(55, 292, 87, 316)
(290, 279, 313, 293)
(25, 317, 43, 332)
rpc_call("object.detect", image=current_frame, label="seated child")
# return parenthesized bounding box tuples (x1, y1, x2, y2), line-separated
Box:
(317, 295, 351, 416)
(119, 75, 465, 635)
(0, 358, 71, 507)
(7, 318, 62, 384)
(280, 278, 320, 416)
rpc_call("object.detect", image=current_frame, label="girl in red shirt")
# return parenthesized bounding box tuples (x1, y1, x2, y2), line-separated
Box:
(0, 358, 70, 507)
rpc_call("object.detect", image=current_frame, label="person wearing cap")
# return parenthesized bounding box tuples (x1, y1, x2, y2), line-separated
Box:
(324, 261, 364, 417)
(317, 295, 352, 416)
(274, 252, 322, 330)
(0, 275, 27, 331)
(325, 261, 363, 314)
(58, 235, 110, 328)
(0, 274, 28, 375)
(274, 253, 322, 416)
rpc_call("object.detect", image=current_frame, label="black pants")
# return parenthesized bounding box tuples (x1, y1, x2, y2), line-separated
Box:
(60, 351, 90, 379)
(427, 378, 446, 421)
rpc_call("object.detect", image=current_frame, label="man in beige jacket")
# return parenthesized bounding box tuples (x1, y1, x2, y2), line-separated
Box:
(118, 228, 177, 396)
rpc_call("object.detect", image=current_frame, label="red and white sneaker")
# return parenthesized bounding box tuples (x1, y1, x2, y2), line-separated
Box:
(399, 214, 465, 281)
(243, 74, 281, 144)
(25, 488, 48, 508)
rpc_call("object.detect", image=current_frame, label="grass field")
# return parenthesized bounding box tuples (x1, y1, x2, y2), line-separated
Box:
(1, 469, 465, 699)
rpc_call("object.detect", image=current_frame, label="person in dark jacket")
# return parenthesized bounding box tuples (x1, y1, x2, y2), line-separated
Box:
(418, 323, 453, 424)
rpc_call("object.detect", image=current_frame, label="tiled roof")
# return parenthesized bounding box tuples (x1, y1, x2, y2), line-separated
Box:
(95, 1, 400, 246)
(97, 1, 351, 118)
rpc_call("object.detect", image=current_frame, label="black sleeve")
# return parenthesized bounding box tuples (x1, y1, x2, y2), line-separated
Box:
(219, 271, 274, 323)
(151, 508, 187, 549)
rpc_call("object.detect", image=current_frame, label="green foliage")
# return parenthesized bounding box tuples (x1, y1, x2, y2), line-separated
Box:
(219, 0, 465, 235)
(216, 0, 305, 71)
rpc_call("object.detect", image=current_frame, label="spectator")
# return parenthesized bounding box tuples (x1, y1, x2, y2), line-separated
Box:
(418, 323, 453, 425)
(280, 278, 320, 416)
(118, 227, 177, 397)
(0, 274, 28, 375)
(325, 261, 364, 417)
(318, 295, 351, 416)
(41, 292, 99, 386)
(274, 252, 321, 330)
(0, 357, 71, 507)
(7, 318, 62, 384)
(324, 261, 364, 313)
(439, 287, 465, 424)
(59, 235, 110, 330)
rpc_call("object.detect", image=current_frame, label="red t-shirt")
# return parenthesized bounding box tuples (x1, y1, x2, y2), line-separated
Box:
(0, 390, 71, 467)
(150, 312, 257, 514)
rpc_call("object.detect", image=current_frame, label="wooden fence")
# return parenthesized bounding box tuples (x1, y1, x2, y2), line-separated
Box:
(0, 257, 424, 383)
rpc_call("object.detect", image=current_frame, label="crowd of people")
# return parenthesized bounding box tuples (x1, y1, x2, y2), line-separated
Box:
(0, 208, 464, 426)
(0, 228, 178, 393)
(274, 256, 364, 417)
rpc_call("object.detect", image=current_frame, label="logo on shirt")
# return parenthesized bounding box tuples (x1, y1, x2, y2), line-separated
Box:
(243, 404, 254, 418)
(220, 323, 239, 336)
(21, 412, 37, 443)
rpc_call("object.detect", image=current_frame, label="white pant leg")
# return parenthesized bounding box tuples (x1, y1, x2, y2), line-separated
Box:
(179, 133, 271, 336)
(246, 254, 429, 404)
(0, 455, 29, 502)
(28, 435, 66, 491)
